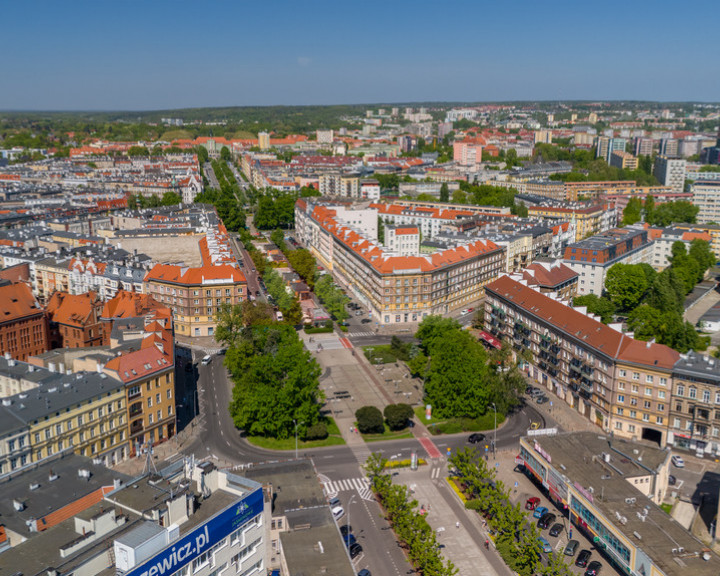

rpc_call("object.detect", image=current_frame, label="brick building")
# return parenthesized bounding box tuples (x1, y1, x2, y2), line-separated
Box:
(46, 291, 103, 349)
(0, 282, 48, 361)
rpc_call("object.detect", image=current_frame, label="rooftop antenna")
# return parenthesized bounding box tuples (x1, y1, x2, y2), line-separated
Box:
(141, 442, 158, 476)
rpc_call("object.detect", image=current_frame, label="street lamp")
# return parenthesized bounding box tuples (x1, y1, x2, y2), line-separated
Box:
(347, 494, 356, 534)
(294, 419, 304, 460)
(491, 402, 497, 457)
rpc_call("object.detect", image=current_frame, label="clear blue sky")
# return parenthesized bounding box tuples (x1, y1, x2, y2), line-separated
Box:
(1, 0, 718, 111)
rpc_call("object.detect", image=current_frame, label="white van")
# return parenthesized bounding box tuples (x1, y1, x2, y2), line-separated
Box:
(201, 355, 212, 366)
(331, 505, 344, 520)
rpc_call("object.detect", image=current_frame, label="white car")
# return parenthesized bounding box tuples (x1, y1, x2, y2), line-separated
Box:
(461, 309, 470, 316)
(331, 505, 344, 520)
(671, 455, 685, 468)
(201, 355, 212, 366)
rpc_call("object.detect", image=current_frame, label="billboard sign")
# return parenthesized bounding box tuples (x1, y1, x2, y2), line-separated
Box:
(124, 487, 263, 576)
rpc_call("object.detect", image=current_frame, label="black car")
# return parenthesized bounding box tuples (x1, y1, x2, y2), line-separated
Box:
(536, 395, 549, 404)
(361, 318, 372, 324)
(340, 525, 352, 537)
(548, 522, 564, 537)
(584, 561, 602, 576)
(668, 474, 677, 485)
(343, 533, 357, 547)
(575, 549, 592, 568)
(468, 433, 486, 444)
(349, 542, 363, 559)
(538, 512, 556, 529)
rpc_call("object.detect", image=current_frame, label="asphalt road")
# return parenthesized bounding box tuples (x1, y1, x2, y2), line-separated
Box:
(204, 162, 220, 189)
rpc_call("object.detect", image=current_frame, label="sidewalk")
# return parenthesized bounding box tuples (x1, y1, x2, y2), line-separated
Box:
(527, 386, 600, 434)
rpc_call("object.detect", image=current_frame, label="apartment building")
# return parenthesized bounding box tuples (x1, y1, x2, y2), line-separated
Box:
(453, 137, 485, 167)
(0, 355, 128, 474)
(563, 227, 653, 295)
(528, 203, 617, 241)
(520, 261, 579, 300)
(653, 155, 687, 193)
(45, 290, 103, 348)
(372, 202, 477, 239)
(296, 199, 505, 324)
(34, 255, 72, 304)
(672, 221, 720, 258)
(385, 225, 420, 256)
(610, 150, 639, 170)
(485, 275, 677, 438)
(691, 180, 720, 225)
(670, 351, 720, 457)
(596, 137, 626, 163)
(646, 226, 712, 270)
(0, 282, 48, 361)
(144, 264, 247, 337)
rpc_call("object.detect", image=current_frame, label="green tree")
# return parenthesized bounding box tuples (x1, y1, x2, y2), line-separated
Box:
(270, 228, 286, 250)
(127, 195, 139, 210)
(314, 275, 349, 322)
(572, 294, 616, 324)
(644, 195, 655, 222)
(622, 197, 643, 225)
(604, 263, 651, 311)
(439, 183, 450, 202)
(378, 217, 385, 243)
(161, 191, 182, 205)
(220, 146, 232, 161)
(127, 145, 150, 157)
(355, 406, 384, 434)
(384, 403, 414, 431)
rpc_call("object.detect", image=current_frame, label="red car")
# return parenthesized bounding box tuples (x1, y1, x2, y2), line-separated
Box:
(525, 497, 540, 510)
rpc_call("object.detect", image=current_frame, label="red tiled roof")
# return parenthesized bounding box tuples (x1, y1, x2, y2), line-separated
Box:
(104, 344, 171, 383)
(46, 291, 99, 327)
(101, 290, 165, 320)
(144, 263, 246, 285)
(394, 227, 418, 236)
(0, 283, 42, 321)
(486, 275, 679, 368)
(521, 262, 578, 288)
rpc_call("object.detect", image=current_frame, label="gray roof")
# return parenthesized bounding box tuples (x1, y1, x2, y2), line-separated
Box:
(115, 520, 166, 548)
(0, 452, 130, 538)
(673, 350, 720, 385)
(244, 459, 326, 516)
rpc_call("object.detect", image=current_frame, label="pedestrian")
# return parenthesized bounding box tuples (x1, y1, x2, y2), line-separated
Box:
(455, 521, 460, 529)
(485, 539, 489, 549)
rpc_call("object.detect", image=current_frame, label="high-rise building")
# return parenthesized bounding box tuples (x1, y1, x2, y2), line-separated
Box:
(634, 137, 654, 157)
(610, 151, 639, 171)
(316, 129, 334, 144)
(653, 155, 686, 193)
(659, 138, 679, 157)
(596, 137, 626, 163)
(692, 180, 720, 224)
(258, 131, 270, 150)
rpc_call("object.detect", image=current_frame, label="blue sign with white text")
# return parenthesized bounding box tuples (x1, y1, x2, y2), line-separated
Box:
(124, 487, 263, 576)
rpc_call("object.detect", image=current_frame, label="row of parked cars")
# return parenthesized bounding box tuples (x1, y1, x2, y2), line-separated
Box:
(330, 498, 364, 561)
(527, 498, 601, 575)
(526, 385, 549, 405)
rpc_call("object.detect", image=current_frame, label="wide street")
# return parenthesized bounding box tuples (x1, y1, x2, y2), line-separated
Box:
(176, 347, 547, 576)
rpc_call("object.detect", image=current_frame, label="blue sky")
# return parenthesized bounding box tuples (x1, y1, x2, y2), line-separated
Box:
(1, 0, 718, 110)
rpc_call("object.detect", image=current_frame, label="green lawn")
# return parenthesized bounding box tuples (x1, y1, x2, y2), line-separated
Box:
(361, 423, 415, 443)
(414, 405, 446, 426)
(660, 503, 673, 515)
(245, 417, 345, 450)
(413, 405, 506, 435)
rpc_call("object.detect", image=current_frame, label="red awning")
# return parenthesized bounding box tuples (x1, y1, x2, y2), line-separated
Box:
(478, 331, 502, 350)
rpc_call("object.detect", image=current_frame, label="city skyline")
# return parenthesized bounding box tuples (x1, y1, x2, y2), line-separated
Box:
(2, 0, 719, 111)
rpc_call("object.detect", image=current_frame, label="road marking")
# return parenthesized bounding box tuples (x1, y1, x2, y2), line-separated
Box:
(431, 467, 441, 479)
(418, 436, 442, 459)
(322, 477, 374, 501)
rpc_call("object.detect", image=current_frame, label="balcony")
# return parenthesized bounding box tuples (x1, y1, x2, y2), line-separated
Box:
(549, 345, 561, 355)
(540, 339, 550, 350)
(581, 364, 594, 376)
(129, 403, 143, 418)
(570, 358, 581, 368)
(130, 420, 144, 435)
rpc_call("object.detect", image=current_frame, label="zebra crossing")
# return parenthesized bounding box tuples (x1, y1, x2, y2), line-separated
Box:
(349, 331, 376, 338)
(322, 477, 374, 501)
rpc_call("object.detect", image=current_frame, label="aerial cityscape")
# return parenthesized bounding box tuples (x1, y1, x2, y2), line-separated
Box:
(1, 3, 720, 576)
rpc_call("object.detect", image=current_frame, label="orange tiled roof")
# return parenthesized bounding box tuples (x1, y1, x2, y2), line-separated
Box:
(0, 283, 42, 321)
(144, 263, 246, 285)
(46, 291, 99, 327)
(104, 343, 171, 383)
(101, 290, 165, 320)
(487, 275, 678, 368)
(394, 227, 419, 235)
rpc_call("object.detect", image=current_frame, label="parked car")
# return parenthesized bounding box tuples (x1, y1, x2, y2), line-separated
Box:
(201, 355, 212, 366)
(538, 512, 556, 529)
(331, 506, 344, 520)
(671, 455, 685, 468)
(361, 318, 372, 324)
(537, 536, 552, 553)
(533, 506, 549, 519)
(668, 475, 677, 485)
(525, 497, 540, 510)
(549, 523, 564, 537)
(575, 549, 592, 567)
(340, 524, 352, 537)
(536, 395, 549, 404)
(343, 533, 357, 547)
(329, 497, 341, 508)
(564, 539, 579, 556)
(468, 433, 486, 444)
(461, 309, 470, 316)
(584, 561, 602, 576)
(349, 542, 363, 559)
(357, 570, 371, 576)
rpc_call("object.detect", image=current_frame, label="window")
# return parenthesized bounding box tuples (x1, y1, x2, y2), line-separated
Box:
(673, 418, 681, 429)
(630, 410, 637, 418)
(660, 377, 667, 386)
(617, 408, 624, 415)
(628, 425, 636, 433)
(645, 387, 652, 396)
(657, 403, 665, 411)
(147, 397, 152, 408)
(658, 390, 666, 399)
(630, 398, 637, 406)
(642, 413, 650, 422)
(645, 375, 654, 383)
(657, 416, 664, 425)
(167, 389, 172, 400)
(157, 410, 161, 422)
(156, 393, 161, 404)
(689, 387, 697, 400)
(617, 395, 625, 403)
(677, 384, 685, 397)
(632, 372, 640, 380)
(619, 369, 626, 377)
(631, 385, 639, 393)
(148, 413, 154, 424)
(618, 382, 625, 391)
(644, 401, 651, 409)
(703, 390, 711, 404)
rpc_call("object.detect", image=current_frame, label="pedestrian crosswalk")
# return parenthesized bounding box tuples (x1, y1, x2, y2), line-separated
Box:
(323, 477, 374, 501)
(349, 331, 376, 338)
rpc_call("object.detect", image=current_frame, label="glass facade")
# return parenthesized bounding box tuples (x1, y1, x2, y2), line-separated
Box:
(570, 495, 631, 566)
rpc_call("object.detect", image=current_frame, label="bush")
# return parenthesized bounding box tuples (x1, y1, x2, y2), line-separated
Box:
(304, 322, 334, 334)
(304, 422, 328, 441)
(465, 499, 484, 511)
(355, 406, 384, 434)
(384, 403, 414, 431)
